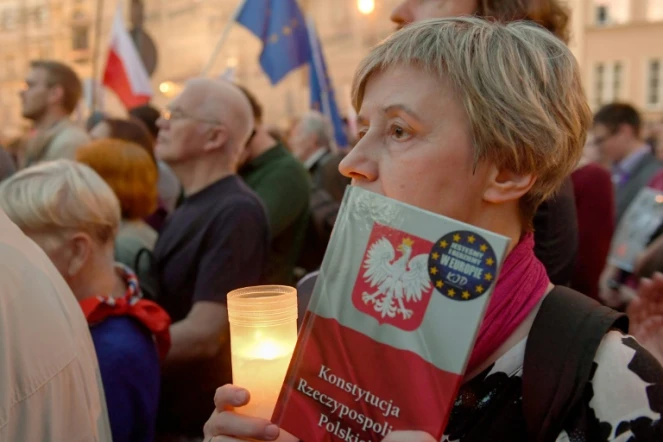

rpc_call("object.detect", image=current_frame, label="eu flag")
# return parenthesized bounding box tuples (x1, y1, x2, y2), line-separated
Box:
(236, 0, 311, 85)
(306, 18, 349, 149)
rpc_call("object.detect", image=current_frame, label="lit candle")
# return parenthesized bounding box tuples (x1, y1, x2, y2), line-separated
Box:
(227, 285, 298, 420)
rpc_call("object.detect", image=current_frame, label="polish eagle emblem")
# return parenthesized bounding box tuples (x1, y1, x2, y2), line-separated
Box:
(361, 237, 432, 320)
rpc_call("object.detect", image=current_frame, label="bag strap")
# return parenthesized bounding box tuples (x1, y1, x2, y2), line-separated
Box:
(523, 286, 628, 442)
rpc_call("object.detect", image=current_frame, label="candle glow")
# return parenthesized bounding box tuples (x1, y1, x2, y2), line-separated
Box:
(228, 286, 298, 421)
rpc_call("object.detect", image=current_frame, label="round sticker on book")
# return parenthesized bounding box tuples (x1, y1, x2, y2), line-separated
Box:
(428, 230, 497, 301)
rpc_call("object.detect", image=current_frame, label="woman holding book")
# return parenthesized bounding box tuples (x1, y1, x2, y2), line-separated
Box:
(204, 16, 663, 442)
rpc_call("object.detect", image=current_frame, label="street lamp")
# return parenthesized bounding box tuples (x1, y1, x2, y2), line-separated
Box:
(159, 81, 173, 95)
(357, 0, 375, 15)
(159, 81, 181, 98)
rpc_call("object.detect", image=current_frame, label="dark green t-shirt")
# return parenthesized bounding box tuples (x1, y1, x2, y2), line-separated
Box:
(240, 143, 311, 285)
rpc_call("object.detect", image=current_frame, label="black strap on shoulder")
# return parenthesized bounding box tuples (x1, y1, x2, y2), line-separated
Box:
(523, 286, 628, 442)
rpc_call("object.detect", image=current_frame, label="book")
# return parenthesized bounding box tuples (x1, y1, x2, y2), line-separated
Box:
(273, 186, 510, 441)
(609, 187, 663, 272)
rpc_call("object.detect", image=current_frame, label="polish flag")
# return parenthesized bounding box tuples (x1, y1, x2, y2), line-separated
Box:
(102, 6, 153, 109)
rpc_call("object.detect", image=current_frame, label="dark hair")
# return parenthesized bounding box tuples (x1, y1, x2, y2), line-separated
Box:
(129, 105, 161, 139)
(235, 84, 264, 125)
(101, 117, 156, 162)
(593, 103, 642, 137)
(30, 60, 83, 114)
(477, 0, 571, 42)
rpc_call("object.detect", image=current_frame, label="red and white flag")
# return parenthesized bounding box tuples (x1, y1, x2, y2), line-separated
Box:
(103, 6, 153, 109)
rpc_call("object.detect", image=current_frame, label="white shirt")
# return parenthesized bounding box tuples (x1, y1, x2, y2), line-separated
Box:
(0, 210, 112, 442)
(304, 148, 329, 170)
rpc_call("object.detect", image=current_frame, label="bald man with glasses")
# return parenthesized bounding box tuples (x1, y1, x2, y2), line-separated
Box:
(153, 78, 270, 440)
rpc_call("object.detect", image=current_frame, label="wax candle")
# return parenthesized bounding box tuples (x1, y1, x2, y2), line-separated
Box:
(227, 285, 298, 420)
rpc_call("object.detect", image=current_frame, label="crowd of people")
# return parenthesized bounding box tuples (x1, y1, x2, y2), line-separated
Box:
(1, 1, 663, 442)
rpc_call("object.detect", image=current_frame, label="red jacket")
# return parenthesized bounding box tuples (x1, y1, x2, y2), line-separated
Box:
(571, 163, 615, 300)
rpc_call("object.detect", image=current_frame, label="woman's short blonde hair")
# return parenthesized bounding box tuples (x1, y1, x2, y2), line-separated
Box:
(0, 160, 120, 245)
(352, 17, 592, 225)
(76, 139, 158, 220)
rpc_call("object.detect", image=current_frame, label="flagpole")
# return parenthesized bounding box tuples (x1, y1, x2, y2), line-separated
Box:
(306, 17, 333, 134)
(201, 0, 247, 77)
(91, 0, 106, 113)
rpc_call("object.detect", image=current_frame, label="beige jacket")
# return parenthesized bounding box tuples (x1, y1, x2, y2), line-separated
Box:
(21, 119, 90, 168)
(0, 210, 112, 441)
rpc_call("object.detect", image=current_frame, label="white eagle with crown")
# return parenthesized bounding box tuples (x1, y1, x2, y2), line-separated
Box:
(361, 236, 432, 320)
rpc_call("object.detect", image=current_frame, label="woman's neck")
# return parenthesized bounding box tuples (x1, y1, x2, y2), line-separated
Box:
(72, 258, 126, 302)
(471, 201, 525, 256)
(463, 283, 553, 381)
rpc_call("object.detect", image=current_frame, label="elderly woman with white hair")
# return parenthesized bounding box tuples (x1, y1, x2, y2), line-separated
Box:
(0, 160, 171, 442)
(203, 17, 663, 442)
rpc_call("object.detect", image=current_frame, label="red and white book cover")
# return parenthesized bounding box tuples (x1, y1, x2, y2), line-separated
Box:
(273, 187, 510, 441)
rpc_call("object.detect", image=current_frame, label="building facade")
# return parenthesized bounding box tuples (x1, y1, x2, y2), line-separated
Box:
(583, 0, 663, 123)
(0, 0, 400, 140)
(2, 0, 662, 140)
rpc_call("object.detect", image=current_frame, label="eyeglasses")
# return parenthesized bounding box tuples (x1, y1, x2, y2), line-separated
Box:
(593, 133, 614, 146)
(161, 108, 222, 126)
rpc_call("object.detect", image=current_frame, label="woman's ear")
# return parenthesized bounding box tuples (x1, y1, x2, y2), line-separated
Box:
(483, 165, 536, 205)
(66, 233, 93, 278)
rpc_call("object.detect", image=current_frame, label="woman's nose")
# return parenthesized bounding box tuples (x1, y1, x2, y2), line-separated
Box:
(339, 139, 378, 183)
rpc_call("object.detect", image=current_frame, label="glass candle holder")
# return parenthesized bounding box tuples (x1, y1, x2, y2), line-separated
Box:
(227, 285, 298, 420)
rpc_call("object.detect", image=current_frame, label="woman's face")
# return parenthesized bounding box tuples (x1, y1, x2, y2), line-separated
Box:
(339, 66, 493, 225)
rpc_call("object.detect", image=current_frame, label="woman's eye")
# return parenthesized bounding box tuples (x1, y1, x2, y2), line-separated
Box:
(390, 125, 411, 140)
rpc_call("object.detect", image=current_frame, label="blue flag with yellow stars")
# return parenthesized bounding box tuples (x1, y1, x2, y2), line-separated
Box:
(236, 0, 311, 85)
(306, 18, 349, 150)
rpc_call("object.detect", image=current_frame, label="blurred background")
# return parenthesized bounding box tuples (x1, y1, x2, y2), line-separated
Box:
(0, 0, 662, 141)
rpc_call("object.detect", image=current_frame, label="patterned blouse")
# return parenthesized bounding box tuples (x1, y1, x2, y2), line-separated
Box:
(444, 331, 663, 441)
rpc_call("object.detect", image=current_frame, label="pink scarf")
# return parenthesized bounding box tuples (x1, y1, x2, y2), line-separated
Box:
(466, 233, 549, 373)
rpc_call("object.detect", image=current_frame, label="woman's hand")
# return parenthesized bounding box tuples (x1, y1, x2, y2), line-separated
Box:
(203, 385, 296, 441)
(382, 431, 436, 442)
(628, 273, 663, 366)
(203, 385, 437, 442)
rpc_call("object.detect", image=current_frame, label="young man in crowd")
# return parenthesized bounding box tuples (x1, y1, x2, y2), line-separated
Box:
(153, 78, 270, 440)
(18, 60, 89, 168)
(593, 103, 662, 222)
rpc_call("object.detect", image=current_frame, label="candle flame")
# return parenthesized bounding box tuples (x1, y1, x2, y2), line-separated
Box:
(253, 340, 284, 360)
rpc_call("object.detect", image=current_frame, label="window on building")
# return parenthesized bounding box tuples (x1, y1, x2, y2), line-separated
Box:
(648, 59, 661, 107)
(593, 0, 630, 25)
(613, 62, 622, 101)
(594, 63, 605, 108)
(1, 9, 17, 31)
(34, 6, 49, 27)
(596, 5, 609, 25)
(72, 26, 89, 51)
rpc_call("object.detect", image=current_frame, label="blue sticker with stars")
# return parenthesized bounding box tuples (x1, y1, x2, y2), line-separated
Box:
(428, 230, 497, 301)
